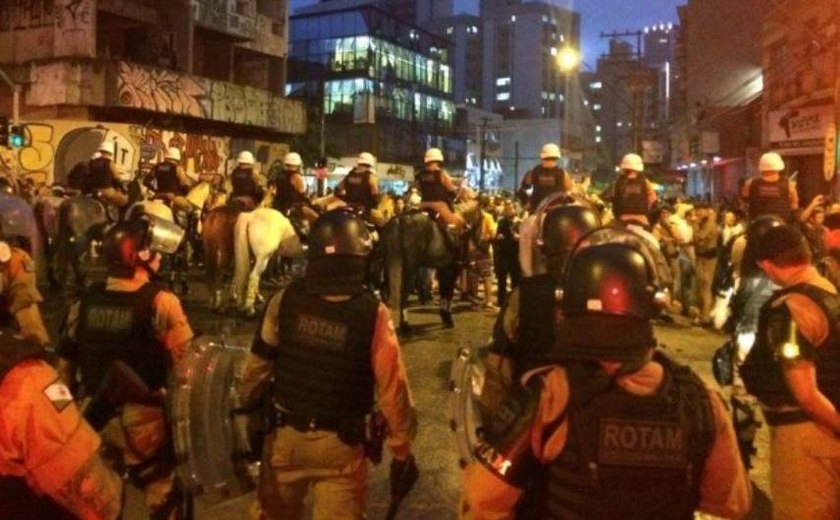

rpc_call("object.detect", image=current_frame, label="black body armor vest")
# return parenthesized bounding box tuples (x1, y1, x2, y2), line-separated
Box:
(74, 282, 169, 396)
(231, 167, 257, 199)
(742, 284, 840, 409)
(153, 162, 180, 194)
(85, 157, 113, 193)
(748, 177, 792, 222)
(524, 354, 715, 520)
(0, 338, 74, 519)
(274, 279, 379, 422)
(613, 174, 649, 218)
(343, 171, 374, 209)
(274, 170, 306, 210)
(417, 169, 450, 203)
(529, 166, 567, 209)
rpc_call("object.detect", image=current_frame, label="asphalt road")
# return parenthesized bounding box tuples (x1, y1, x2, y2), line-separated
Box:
(39, 270, 772, 520)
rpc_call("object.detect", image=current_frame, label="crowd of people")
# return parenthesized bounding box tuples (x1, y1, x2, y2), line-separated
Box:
(3, 138, 840, 520)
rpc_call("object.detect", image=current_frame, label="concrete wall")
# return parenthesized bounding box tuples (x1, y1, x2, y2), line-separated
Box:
(0, 0, 97, 63)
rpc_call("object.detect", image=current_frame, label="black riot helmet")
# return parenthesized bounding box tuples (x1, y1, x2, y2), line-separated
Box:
(539, 202, 601, 281)
(742, 214, 785, 277)
(102, 215, 184, 278)
(305, 208, 373, 295)
(554, 227, 667, 364)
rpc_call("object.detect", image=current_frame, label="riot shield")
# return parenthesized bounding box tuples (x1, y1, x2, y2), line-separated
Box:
(448, 346, 489, 468)
(170, 336, 260, 504)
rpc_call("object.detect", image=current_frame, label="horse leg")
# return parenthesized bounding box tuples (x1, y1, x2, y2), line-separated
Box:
(242, 254, 270, 318)
(437, 265, 456, 328)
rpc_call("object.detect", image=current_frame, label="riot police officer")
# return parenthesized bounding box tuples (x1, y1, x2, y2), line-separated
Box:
(1, 332, 123, 519)
(517, 143, 573, 210)
(336, 152, 379, 216)
(463, 229, 751, 519)
(602, 153, 657, 226)
(238, 209, 418, 520)
(57, 216, 194, 519)
(230, 150, 264, 210)
(152, 147, 193, 212)
(85, 141, 129, 209)
(740, 152, 798, 222)
(273, 152, 318, 225)
(0, 235, 49, 345)
(741, 224, 840, 519)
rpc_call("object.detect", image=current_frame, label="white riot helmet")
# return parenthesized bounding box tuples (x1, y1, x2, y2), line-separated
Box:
(540, 143, 562, 160)
(284, 152, 303, 169)
(98, 141, 116, 156)
(91, 151, 102, 160)
(620, 153, 644, 173)
(165, 147, 181, 162)
(424, 147, 444, 164)
(357, 152, 376, 168)
(759, 152, 785, 173)
(237, 151, 255, 166)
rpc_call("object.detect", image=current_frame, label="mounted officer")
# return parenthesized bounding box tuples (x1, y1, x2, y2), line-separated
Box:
(517, 143, 573, 211)
(462, 231, 751, 519)
(229, 150, 264, 210)
(56, 216, 193, 519)
(151, 147, 193, 212)
(740, 152, 798, 222)
(336, 152, 379, 217)
(238, 208, 417, 519)
(84, 141, 129, 211)
(272, 152, 318, 225)
(602, 153, 657, 227)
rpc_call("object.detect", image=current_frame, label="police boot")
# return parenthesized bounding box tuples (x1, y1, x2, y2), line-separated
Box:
(242, 274, 260, 319)
(440, 298, 454, 328)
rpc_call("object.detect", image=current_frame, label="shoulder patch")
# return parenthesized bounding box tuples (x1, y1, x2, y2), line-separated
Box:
(43, 378, 74, 412)
(23, 259, 35, 273)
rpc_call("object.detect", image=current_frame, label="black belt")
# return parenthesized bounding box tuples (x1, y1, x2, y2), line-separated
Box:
(763, 408, 809, 427)
(276, 410, 344, 433)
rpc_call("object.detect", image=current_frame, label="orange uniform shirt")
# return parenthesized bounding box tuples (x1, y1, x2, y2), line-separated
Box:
(0, 247, 42, 314)
(0, 360, 100, 497)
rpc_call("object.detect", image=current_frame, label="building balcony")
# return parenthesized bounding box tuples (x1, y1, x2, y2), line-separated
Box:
(26, 59, 305, 135)
(192, 0, 257, 40)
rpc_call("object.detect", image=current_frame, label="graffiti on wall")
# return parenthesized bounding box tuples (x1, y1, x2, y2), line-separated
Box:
(0, 0, 55, 30)
(1, 120, 289, 187)
(115, 62, 306, 134)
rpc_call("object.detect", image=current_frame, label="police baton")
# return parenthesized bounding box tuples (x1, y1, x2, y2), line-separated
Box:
(385, 454, 418, 520)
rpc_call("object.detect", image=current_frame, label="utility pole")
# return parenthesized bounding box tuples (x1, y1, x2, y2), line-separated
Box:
(513, 141, 520, 189)
(479, 117, 489, 191)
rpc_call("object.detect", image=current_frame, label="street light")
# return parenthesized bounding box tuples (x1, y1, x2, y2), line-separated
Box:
(557, 46, 580, 171)
(557, 46, 581, 73)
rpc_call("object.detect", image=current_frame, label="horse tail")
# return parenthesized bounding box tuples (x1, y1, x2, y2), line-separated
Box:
(384, 215, 403, 313)
(233, 211, 254, 305)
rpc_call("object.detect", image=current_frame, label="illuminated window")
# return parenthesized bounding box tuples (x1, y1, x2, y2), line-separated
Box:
(595, 136, 602, 143)
(511, 15, 516, 22)
(592, 104, 601, 110)
(595, 125, 602, 132)
(496, 77, 511, 87)
(446, 26, 454, 35)
(550, 47, 557, 56)
(590, 81, 602, 89)
(496, 92, 510, 101)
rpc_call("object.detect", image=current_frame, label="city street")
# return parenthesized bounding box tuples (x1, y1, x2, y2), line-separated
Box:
(40, 273, 773, 520)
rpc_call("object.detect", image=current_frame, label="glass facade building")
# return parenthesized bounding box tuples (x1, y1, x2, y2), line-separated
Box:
(288, 6, 456, 166)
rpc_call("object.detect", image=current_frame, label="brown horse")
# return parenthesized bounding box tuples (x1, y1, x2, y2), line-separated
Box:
(202, 205, 242, 311)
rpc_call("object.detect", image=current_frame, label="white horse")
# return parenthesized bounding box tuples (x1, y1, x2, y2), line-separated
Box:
(233, 207, 304, 317)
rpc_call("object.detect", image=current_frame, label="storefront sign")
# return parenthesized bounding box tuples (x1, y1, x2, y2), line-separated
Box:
(769, 105, 834, 153)
(825, 123, 837, 181)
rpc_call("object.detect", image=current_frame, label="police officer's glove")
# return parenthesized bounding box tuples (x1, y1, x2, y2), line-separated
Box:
(389, 454, 419, 499)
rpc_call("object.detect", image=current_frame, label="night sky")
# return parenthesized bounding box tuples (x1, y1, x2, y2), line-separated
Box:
(289, 0, 683, 63)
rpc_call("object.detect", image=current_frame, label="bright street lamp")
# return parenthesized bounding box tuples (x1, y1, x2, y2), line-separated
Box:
(557, 46, 581, 73)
